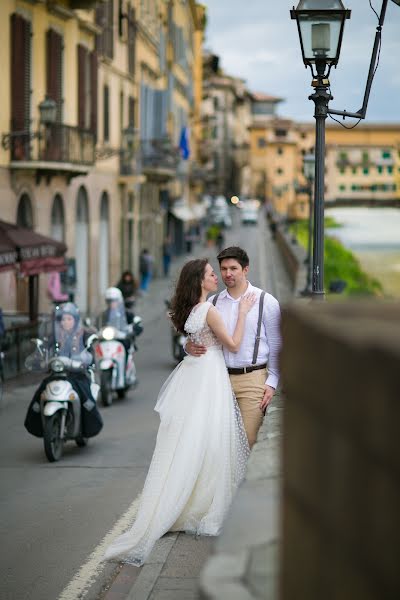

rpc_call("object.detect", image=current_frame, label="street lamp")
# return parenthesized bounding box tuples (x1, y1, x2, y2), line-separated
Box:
(302, 152, 315, 296)
(291, 0, 350, 300)
(38, 96, 57, 126)
(291, 0, 400, 299)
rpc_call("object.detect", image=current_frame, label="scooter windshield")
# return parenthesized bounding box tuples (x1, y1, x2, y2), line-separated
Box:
(54, 304, 87, 361)
(103, 299, 128, 332)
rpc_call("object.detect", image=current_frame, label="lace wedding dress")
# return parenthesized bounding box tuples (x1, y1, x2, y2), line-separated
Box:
(104, 301, 250, 566)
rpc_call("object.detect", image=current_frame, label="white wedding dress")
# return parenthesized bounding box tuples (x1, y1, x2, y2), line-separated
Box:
(104, 301, 250, 566)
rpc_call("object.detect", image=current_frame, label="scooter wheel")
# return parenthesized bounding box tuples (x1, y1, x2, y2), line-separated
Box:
(100, 371, 113, 407)
(43, 413, 64, 462)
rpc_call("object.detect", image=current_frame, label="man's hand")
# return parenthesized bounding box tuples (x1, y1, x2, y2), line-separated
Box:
(260, 385, 275, 413)
(185, 339, 207, 357)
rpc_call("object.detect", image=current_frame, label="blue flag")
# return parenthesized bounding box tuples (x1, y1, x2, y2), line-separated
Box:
(179, 126, 190, 160)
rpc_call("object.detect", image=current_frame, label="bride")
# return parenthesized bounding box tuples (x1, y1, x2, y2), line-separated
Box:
(104, 258, 256, 566)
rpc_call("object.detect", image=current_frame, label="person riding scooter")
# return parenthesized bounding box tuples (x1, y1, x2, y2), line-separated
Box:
(24, 302, 103, 455)
(98, 287, 133, 357)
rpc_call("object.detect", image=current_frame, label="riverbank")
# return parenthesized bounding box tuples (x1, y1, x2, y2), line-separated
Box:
(289, 218, 383, 297)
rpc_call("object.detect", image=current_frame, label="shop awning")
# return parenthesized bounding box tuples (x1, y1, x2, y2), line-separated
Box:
(0, 220, 67, 275)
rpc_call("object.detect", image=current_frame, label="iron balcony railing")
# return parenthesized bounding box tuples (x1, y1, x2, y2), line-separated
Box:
(140, 138, 180, 172)
(6, 124, 95, 166)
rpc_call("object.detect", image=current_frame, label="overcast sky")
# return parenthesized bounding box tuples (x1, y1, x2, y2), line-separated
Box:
(202, 0, 400, 123)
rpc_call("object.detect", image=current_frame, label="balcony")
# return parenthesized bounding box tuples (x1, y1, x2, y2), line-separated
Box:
(140, 138, 180, 181)
(3, 123, 95, 182)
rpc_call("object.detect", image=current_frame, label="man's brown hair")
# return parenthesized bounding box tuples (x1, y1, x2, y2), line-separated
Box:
(216, 246, 249, 269)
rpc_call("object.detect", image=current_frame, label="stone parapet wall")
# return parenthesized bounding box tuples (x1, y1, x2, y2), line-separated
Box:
(280, 301, 400, 600)
(275, 228, 306, 294)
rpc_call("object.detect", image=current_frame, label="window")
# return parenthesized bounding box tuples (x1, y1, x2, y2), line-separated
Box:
(339, 151, 348, 161)
(10, 13, 32, 160)
(382, 150, 391, 159)
(377, 165, 383, 174)
(362, 151, 369, 162)
(47, 28, 64, 123)
(277, 147, 283, 155)
(276, 168, 283, 175)
(275, 129, 287, 138)
(352, 167, 357, 174)
(77, 45, 97, 133)
(95, 0, 114, 59)
(257, 138, 267, 148)
(387, 165, 393, 174)
(339, 185, 346, 192)
(363, 167, 369, 175)
(103, 84, 110, 142)
(340, 168, 345, 175)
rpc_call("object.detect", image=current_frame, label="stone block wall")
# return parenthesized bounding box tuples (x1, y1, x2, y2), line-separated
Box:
(280, 302, 400, 600)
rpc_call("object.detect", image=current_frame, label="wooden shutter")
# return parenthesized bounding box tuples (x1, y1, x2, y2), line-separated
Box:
(127, 6, 136, 76)
(46, 29, 63, 122)
(77, 44, 86, 130)
(128, 96, 135, 127)
(103, 85, 109, 142)
(10, 13, 31, 132)
(90, 51, 98, 138)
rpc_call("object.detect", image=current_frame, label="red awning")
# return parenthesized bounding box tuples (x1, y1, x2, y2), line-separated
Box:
(0, 220, 67, 275)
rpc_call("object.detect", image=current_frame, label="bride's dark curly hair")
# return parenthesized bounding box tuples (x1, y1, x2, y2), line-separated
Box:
(169, 258, 209, 333)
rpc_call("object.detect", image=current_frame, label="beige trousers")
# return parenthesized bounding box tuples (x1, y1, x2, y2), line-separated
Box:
(229, 368, 267, 449)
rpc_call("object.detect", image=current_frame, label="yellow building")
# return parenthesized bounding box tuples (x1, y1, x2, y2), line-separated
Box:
(0, 0, 204, 323)
(0, 0, 101, 317)
(249, 105, 400, 218)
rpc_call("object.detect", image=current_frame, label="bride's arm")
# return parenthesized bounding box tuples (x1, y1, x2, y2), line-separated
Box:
(206, 294, 256, 352)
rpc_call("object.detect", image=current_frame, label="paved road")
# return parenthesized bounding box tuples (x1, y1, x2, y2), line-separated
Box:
(0, 212, 292, 600)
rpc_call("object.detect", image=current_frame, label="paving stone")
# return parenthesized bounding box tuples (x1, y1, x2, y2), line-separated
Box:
(152, 577, 198, 592)
(125, 563, 163, 600)
(246, 541, 279, 600)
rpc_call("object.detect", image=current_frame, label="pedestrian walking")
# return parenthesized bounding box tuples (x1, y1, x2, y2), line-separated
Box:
(162, 237, 172, 277)
(139, 249, 154, 293)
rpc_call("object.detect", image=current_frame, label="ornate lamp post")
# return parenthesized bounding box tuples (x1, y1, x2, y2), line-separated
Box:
(291, 0, 399, 299)
(291, 0, 350, 300)
(302, 152, 315, 296)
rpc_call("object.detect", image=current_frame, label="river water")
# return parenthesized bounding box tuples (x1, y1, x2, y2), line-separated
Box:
(325, 207, 400, 298)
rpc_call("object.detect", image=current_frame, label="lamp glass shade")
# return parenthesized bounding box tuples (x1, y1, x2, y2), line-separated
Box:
(291, 0, 350, 66)
(38, 97, 57, 125)
(123, 124, 136, 146)
(303, 153, 316, 180)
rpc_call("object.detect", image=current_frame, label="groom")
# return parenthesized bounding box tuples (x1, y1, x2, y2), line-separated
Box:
(186, 246, 281, 448)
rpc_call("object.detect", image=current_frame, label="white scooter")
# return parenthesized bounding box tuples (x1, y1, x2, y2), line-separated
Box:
(95, 317, 142, 406)
(26, 334, 100, 462)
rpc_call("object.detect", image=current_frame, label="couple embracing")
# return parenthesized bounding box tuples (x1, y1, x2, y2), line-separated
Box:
(104, 246, 281, 566)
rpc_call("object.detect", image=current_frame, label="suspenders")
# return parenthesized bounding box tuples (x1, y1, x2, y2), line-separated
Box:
(213, 290, 266, 365)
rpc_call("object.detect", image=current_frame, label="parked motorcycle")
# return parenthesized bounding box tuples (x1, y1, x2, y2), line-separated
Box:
(24, 305, 102, 462)
(165, 300, 186, 362)
(95, 316, 143, 406)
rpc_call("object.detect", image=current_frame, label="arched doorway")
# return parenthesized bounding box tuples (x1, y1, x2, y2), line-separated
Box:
(99, 192, 109, 295)
(17, 193, 33, 229)
(16, 194, 34, 313)
(75, 187, 89, 313)
(51, 194, 65, 241)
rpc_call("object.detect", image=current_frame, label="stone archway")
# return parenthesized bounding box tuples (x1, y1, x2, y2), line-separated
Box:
(75, 186, 89, 313)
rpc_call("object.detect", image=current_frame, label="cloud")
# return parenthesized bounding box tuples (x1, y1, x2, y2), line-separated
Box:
(202, 0, 400, 122)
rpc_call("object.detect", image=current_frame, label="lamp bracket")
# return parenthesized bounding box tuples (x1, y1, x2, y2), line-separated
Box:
(327, 0, 391, 121)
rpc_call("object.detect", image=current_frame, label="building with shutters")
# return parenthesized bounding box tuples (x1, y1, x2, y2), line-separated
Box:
(0, 0, 205, 321)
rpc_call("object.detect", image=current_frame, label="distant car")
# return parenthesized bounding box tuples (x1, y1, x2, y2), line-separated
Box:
(241, 206, 258, 225)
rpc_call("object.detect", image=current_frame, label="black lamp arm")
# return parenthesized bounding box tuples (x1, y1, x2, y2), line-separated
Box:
(327, 0, 389, 120)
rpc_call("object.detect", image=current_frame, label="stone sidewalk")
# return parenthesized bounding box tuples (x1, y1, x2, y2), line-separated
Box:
(98, 218, 293, 600)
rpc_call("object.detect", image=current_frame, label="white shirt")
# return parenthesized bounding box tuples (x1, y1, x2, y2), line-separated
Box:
(209, 282, 281, 389)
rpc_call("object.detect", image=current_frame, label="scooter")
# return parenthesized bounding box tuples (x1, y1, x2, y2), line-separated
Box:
(26, 335, 100, 462)
(165, 300, 186, 362)
(95, 316, 143, 407)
